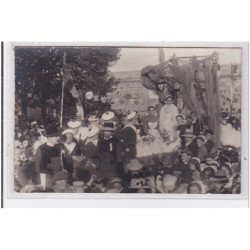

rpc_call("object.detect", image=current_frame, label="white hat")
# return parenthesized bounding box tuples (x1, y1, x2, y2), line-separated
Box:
(62, 129, 75, 135)
(87, 126, 99, 138)
(67, 120, 81, 129)
(101, 111, 115, 121)
(85, 91, 94, 100)
(111, 177, 122, 184)
(127, 111, 136, 120)
(126, 159, 143, 171)
(88, 115, 98, 122)
(31, 121, 38, 127)
(129, 178, 145, 188)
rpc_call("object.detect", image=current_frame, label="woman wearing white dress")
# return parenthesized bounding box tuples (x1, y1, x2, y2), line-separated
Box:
(142, 106, 165, 155)
(220, 116, 241, 148)
(159, 95, 179, 142)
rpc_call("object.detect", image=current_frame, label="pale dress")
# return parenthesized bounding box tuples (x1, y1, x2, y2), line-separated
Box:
(220, 124, 241, 148)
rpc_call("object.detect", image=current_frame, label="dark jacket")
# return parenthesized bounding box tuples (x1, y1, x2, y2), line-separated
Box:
(34, 143, 62, 176)
(193, 119, 203, 136)
(205, 140, 215, 154)
(171, 163, 192, 184)
(61, 142, 82, 175)
(118, 125, 137, 161)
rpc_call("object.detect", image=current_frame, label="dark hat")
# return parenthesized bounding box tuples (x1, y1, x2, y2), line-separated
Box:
(196, 135, 206, 142)
(101, 122, 115, 131)
(204, 129, 214, 135)
(221, 112, 229, 119)
(181, 149, 192, 156)
(95, 177, 108, 185)
(165, 95, 173, 101)
(182, 129, 195, 138)
(44, 125, 60, 137)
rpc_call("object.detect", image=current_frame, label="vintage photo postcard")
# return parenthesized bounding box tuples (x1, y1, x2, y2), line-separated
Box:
(2, 42, 249, 207)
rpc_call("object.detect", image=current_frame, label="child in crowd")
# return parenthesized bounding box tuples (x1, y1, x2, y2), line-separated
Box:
(196, 135, 208, 162)
(106, 177, 124, 193)
(189, 157, 201, 181)
(204, 129, 215, 154)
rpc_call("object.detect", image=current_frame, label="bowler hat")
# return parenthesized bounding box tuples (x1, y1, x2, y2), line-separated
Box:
(101, 122, 115, 131)
(44, 125, 60, 137)
(204, 129, 214, 135)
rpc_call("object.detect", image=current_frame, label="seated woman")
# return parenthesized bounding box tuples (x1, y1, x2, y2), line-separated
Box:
(141, 106, 165, 155)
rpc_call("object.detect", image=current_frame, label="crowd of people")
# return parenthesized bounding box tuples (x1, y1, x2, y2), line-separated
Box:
(14, 95, 241, 194)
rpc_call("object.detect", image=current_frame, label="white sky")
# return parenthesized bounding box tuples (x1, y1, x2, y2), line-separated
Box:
(110, 47, 241, 72)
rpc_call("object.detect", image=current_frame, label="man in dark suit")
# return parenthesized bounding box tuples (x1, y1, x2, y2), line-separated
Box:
(34, 125, 62, 189)
(171, 149, 192, 184)
(181, 128, 198, 157)
(116, 111, 137, 175)
(190, 111, 203, 136)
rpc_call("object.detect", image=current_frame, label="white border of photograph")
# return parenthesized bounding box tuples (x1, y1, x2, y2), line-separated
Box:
(3, 42, 249, 207)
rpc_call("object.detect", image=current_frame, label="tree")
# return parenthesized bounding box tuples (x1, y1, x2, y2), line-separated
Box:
(15, 46, 121, 121)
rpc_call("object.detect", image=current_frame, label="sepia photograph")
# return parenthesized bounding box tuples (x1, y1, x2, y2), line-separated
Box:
(12, 44, 243, 195)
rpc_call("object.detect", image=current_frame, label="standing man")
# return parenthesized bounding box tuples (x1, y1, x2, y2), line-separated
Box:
(33, 125, 63, 190)
(117, 111, 137, 175)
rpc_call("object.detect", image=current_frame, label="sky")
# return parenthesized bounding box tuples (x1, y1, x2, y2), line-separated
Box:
(109, 47, 242, 72)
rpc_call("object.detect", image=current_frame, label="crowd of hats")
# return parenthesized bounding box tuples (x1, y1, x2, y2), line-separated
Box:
(14, 108, 241, 194)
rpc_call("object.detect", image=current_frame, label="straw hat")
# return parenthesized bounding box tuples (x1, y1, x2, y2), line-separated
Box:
(129, 178, 146, 188)
(31, 121, 38, 127)
(111, 177, 122, 184)
(127, 111, 136, 120)
(190, 157, 201, 164)
(88, 115, 98, 123)
(85, 91, 94, 100)
(102, 111, 115, 121)
(176, 114, 185, 120)
(126, 159, 143, 171)
(62, 129, 75, 135)
(72, 181, 85, 188)
(67, 120, 81, 129)
(87, 126, 99, 137)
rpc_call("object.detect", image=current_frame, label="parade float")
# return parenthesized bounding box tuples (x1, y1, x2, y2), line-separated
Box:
(136, 49, 222, 163)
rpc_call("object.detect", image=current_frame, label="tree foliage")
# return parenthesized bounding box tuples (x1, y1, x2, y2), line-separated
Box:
(15, 46, 121, 119)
